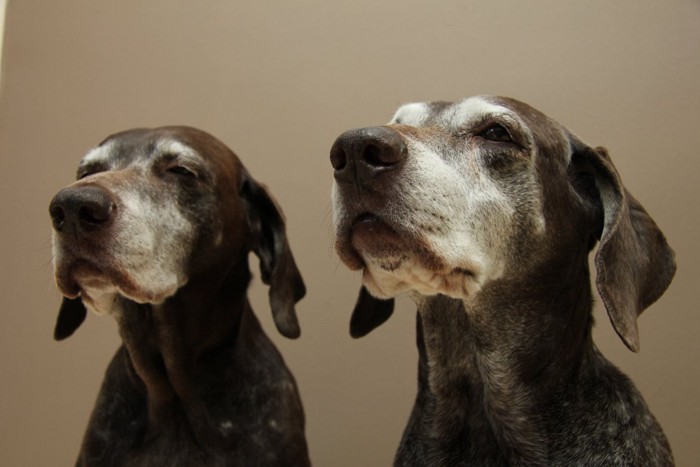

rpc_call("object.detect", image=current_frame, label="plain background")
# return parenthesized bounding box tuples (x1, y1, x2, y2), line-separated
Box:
(1, 1, 698, 465)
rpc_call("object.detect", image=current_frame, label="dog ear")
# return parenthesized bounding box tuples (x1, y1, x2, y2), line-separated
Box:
(54, 297, 88, 340)
(350, 286, 395, 338)
(571, 138, 676, 352)
(240, 172, 305, 339)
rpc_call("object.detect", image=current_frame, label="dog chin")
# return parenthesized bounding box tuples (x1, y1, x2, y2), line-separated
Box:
(56, 261, 182, 313)
(80, 282, 181, 315)
(54, 260, 104, 299)
(360, 253, 482, 300)
(335, 213, 409, 271)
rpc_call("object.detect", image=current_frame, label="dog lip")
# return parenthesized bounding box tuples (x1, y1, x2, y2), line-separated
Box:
(350, 213, 408, 255)
(57, 258, 121, 295)
(351, 213, 400, 239)
(55, 259, 96, 299)
(56, 275, 81, 299)
(333, 213, 382, 271)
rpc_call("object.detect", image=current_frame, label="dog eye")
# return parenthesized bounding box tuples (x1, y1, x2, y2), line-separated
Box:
(167, 165, 197, 178)
(478, 124, 513, 143)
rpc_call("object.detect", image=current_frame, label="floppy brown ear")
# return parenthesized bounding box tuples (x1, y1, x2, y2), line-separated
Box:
(350, 286, 395, 338)
(574, 140, 676, 352)
(54, 297, 87, 340)
(240, 172, 305, 339)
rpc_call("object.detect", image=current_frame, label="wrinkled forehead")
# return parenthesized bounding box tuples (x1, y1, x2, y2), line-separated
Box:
(79, 131, 203, 170)
(389, 96, 570, 161)
(389, 96, 518, 129)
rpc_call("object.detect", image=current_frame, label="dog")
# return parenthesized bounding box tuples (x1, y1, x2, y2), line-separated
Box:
(50, 126, 310, 466)
(330, 96, 676, 466)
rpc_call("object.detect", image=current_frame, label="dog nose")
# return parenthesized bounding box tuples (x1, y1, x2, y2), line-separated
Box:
(49, 186, 115, 235)
(330, 126, 406, 183)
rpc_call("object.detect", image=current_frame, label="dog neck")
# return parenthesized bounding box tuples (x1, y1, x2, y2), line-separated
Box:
(112, 253, 253, 436)
(411, 257, 595, 463)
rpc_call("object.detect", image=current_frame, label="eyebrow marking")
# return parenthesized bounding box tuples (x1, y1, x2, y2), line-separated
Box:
(154, 138, 213, 181)
(81, 141, 114, 166)
(443, 97, 512, 129)
(389, 97, 518, 131)
(390, 102, 430, 126)
(156, 139, 199, 161)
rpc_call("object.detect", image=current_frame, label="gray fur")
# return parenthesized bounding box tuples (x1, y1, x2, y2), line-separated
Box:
(331, 96, 676, 466)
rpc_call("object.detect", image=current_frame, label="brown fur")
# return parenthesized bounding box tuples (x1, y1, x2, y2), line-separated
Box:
(51, 127, 310, 466)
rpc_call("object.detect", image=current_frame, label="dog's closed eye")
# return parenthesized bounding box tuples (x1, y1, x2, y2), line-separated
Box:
(166, 164, 198, 178)
(160, 152, 202, 179)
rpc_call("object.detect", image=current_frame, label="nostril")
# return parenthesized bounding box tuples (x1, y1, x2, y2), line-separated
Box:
(50, 205, 66, 232)
(79, 204, 111, 227)
(330, 146, 348, 171)
(359, 127, 405, 168)
(361, 142, 401, 167)
(363, 144, 381, 166)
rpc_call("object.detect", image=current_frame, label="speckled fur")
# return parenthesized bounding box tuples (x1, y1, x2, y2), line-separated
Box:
(331, 96, 676, 466)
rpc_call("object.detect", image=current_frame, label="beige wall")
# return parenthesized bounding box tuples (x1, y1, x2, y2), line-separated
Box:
(0, 1, 6, 80)
(1, 1, 698, 465)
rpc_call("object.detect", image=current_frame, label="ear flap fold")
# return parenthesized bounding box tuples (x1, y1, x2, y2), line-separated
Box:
(574, 140, 676, 352)
(54, 297, 87, 340)
(240, 172, 305, 339)
(350, 286, 395, 338)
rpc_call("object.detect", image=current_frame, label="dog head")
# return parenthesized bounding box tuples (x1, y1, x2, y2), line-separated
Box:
(51, 126, 304, 340)
(331, 96, 675, 350)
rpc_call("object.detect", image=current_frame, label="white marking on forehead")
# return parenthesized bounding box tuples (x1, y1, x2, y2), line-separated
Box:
(390, 102, 430, 126)
(444, 97, 512, 128)
(81, 141, 115, 165)
(390, 97, 518, 130)
(156, 138, 200, 162)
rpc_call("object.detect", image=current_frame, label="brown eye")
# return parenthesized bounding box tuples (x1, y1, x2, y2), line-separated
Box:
(479, 124, 513, 143)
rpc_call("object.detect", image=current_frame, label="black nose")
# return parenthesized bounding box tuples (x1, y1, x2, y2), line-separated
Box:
(330, 126, 406, 184)
(49, 185, 115, 235)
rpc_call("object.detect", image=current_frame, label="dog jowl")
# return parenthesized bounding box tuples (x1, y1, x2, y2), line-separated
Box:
(50, 126, 309, 466)
(331, 96, 676, 466)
